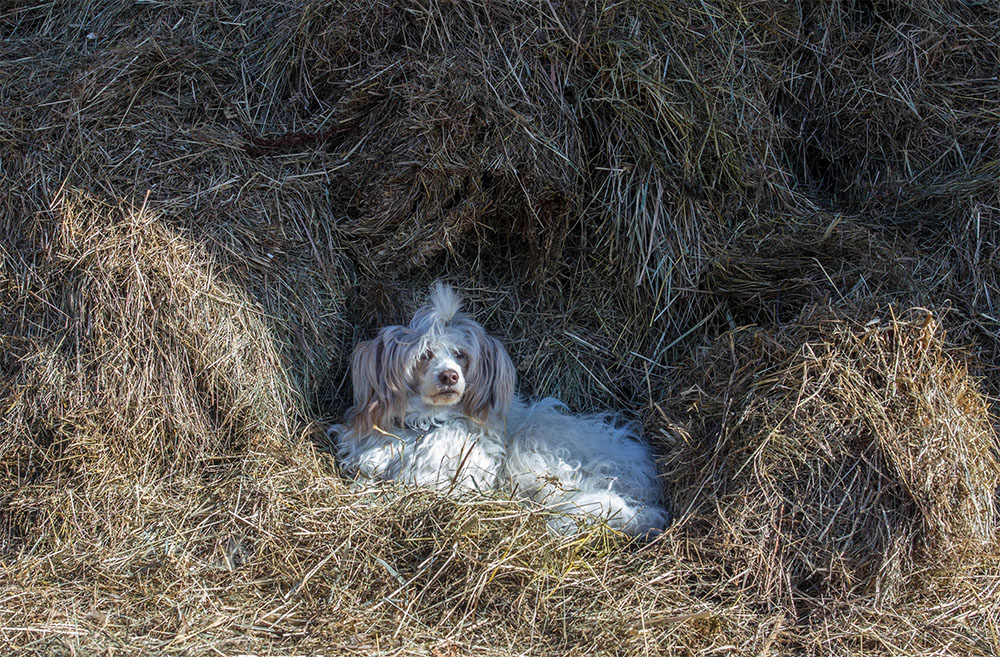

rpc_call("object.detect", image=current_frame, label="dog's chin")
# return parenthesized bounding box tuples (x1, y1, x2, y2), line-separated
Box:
(426, 389, 463, 406)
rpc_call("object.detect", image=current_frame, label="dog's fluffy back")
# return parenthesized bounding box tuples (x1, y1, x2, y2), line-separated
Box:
(504, 398, 668, 535)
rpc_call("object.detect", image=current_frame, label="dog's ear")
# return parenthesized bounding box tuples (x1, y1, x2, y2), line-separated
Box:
(348, 326, 411, 434)
(464, 332, 516, 425)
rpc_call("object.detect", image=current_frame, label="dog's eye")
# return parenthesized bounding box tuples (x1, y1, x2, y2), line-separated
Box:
(454, 350, 468, 362)
(420, 349, 434, 362)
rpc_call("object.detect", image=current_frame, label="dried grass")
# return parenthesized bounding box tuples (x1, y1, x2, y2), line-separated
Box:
(2, 1, 999, 655)
(663, 309, 997, 608)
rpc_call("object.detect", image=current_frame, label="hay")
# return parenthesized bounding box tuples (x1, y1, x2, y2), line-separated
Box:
(663, 309, 998, 609)
(1, 190, 299, 554)
(2, 0, 999, 655)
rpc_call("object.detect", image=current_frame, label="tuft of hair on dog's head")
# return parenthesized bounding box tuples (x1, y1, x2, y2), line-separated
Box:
(429, 281, 462, 324)
(410, 280, 463, 337)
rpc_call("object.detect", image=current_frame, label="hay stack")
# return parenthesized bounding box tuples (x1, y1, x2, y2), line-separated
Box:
(664, 309, 998, 615)
(1, 191, 302, 551)
(1, 0, 999, 654)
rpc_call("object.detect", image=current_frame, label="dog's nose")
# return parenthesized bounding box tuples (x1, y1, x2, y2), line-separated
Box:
(439, 369, 459, 386)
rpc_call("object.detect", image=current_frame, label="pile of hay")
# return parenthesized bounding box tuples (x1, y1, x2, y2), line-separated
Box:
(2, 1, 998, 654)
(664, 309, 997, 609)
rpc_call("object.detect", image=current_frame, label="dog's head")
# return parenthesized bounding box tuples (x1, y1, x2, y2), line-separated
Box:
(348, 283, 516, 433)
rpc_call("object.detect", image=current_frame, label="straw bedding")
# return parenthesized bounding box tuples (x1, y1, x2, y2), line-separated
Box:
(1, 1, 998, 655)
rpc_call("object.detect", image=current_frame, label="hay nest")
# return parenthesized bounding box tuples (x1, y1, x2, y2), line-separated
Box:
(2, 0, 1000, 655)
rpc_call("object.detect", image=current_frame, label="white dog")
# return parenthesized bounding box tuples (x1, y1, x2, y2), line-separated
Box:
(331, 283, 668, 536)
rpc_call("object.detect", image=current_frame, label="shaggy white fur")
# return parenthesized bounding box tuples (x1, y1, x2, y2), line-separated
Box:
(330, 283, 668, 536)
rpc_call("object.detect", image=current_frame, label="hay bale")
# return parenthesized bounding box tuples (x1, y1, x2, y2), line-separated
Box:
(663, 307, 998, 612)
(758, 0, 1000, 384)
(1, 464, 781, 656)
(766, 1, 999, 221)
(1, 191, 307, 553)
(2, 0, 999, 654)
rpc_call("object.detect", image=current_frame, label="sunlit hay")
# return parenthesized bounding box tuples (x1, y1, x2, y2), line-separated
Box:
(1, 0, 999, 655)
(663, 308, 998, 615)
(1, 191, 302, 553)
